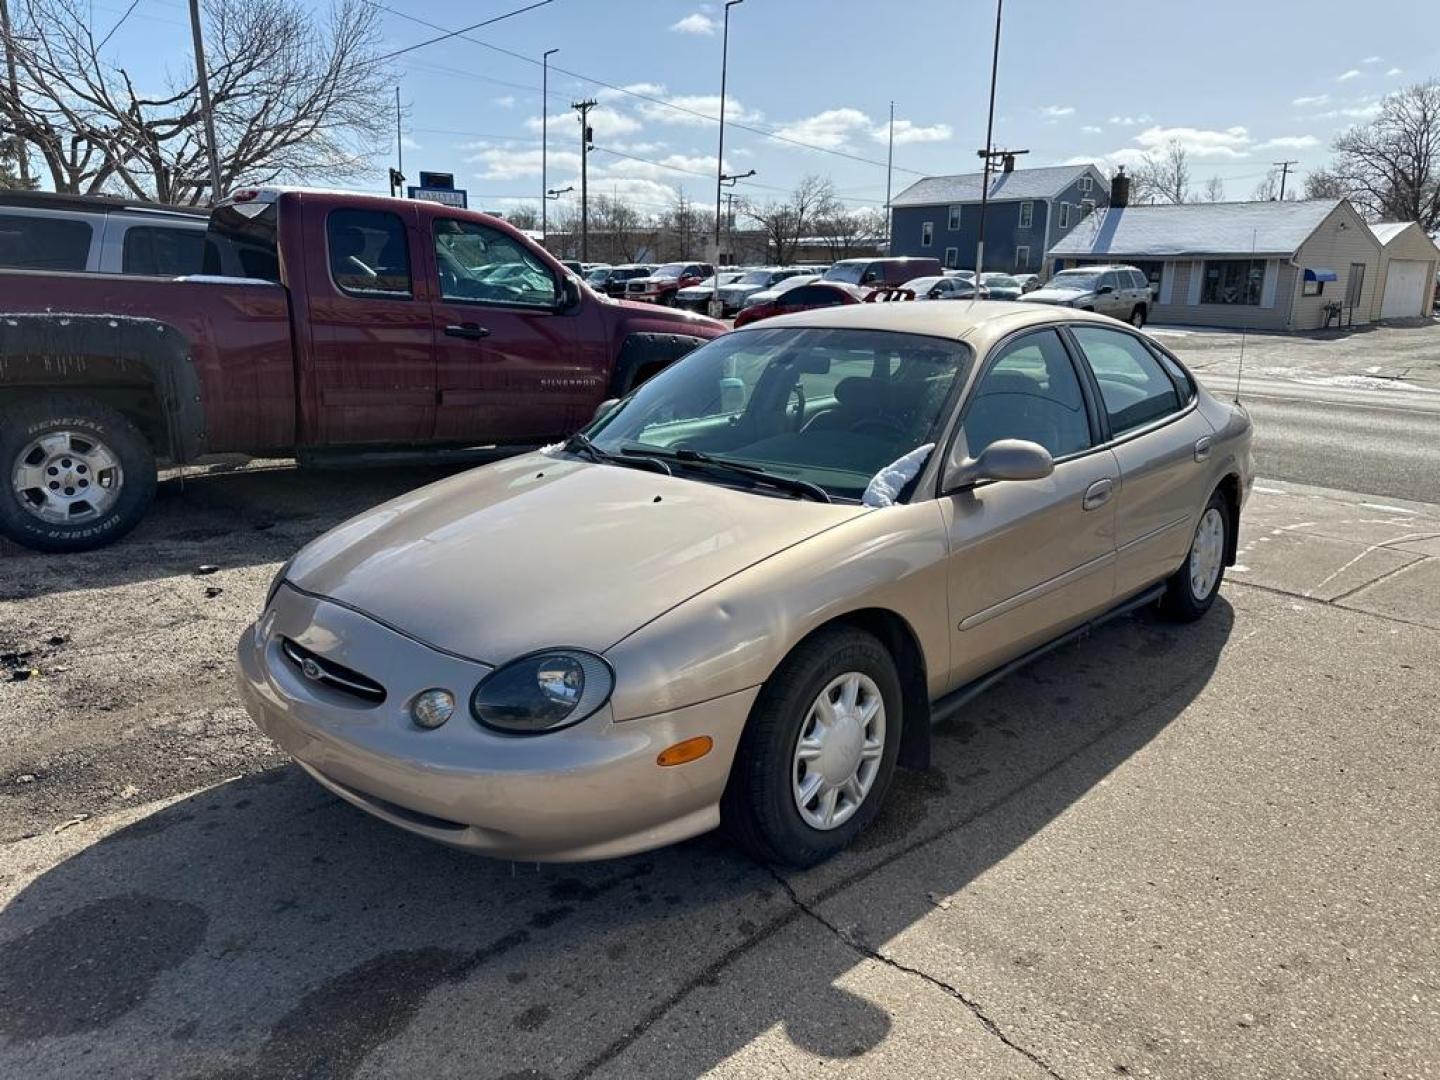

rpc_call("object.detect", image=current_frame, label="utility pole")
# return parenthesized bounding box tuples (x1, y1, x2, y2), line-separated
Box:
(711, 0, 743, 315)
(1272, 159, 1298, 201)
(975, 0, 1004, 277)
(572, 98, 596, 261)
(1, 0, 31, 185)
(542, 49, 557, 243)
(724, 190, 736, 264)
(187, 0, 223, 203)
(395, 86, 403, 195)
(884, 100, 894, 254)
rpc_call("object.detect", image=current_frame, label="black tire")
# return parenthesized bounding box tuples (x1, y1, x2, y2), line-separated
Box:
(1161, 490, 1230, 621)
(1129, 305, 1147, 328)
(0, 394, 157, 553)
(722, 627, 903, 867)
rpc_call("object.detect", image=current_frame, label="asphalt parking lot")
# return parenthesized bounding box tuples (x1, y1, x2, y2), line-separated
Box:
(3, 457, 1438, 1077)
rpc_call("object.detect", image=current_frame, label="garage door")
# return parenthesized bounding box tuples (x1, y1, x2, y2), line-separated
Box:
(1381, 260, 1429, 319)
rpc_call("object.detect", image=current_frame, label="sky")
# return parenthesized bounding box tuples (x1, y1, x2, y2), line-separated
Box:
(82, 0, 1439, 216)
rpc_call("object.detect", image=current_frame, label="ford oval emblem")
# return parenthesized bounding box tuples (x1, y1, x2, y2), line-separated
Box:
(301, 658, 323, 681)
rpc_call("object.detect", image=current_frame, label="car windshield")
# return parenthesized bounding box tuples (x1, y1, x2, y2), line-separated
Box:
(587, 327, 970, 501)
(693, 273, 742, 289)
(822, 263, 867, 284)
(585, 268, 610, 283)
(983, 274, 1019, 287)
(735, 270, 776, 285)
(653, 263, 687, 278)
(1051, 270, 1101, 290)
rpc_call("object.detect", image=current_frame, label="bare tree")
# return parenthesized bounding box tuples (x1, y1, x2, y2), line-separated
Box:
(503, 204, 539, 231)
(1303, 167, 1349, 202)
(657, 186, 711, 261)
(1202, 175, 1225, 202)
(1315, 81, 1440, 228)
(1132, 139, 1191, 204)
(0, 131, 34, 188)
(811, 204, 887, 261)
(2, 0, 392, 203)
(591, 195, 654, 263)
(742, 175, 834, 265)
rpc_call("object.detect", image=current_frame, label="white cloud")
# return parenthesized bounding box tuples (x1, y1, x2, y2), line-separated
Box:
(1108, 114, 1152, 127)
(1361, 55, 1382, 64)
(524, 106, 642, 139)
(1336, 69, 1361, 82)
(1386, 67, 1403, 76)
(772, 108, 873, 150)
(1316, 102, 1382, 120)
(601, 152, 719, 182)
(1258, 134, 1319, 150)
(882, 119, 953, 145)
(1134, 124, 1252, 159)
(1040, 105, 1076, 118)
(494, 95, 516, 109)
(1293, 94, 1330, 107)
(670, 12, 718, 34)
(399, 135, 422, 151)
(468, 147, 582, 180)
(635, 93, 762, 126)
(1081, 125, 1103, 134)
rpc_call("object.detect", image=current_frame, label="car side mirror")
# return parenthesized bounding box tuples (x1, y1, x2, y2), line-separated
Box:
(593, 397, 620, 422)
(1097, 284, 1114, 295)
(558, 275, 581, 311)
(944, 438, 1054, 491)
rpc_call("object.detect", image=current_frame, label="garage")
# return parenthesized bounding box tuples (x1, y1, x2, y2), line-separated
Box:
(1381, 259, 1430, 319)
(1370, 222, 1440, 322)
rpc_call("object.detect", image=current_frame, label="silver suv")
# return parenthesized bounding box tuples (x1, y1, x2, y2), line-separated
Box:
(0, 191, 209, 276)
(1023, 264, 1152, 327)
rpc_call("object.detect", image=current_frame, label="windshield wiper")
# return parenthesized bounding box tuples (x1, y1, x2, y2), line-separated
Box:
(621, 445, 831, 503)
(563, 433, 671, 475)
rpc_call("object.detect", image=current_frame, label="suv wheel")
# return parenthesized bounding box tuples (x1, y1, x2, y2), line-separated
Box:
(1129, 305, 1147, 328)
(0, 395, 157, 553)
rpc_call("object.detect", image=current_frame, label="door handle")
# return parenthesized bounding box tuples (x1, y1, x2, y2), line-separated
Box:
(444, 323, 490, 341)
(1082, 478, 1114, 511)
(1193, 436, 1213, 462)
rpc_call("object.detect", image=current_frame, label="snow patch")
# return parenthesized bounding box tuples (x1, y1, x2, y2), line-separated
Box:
(862, 444, 934, 508)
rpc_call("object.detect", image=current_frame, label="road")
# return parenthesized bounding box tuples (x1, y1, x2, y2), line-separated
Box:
(1199, 374, 1440, 504)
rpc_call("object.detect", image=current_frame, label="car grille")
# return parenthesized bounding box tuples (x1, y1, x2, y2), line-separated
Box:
(281, 638, 387, 703)
(627, 282, 647, 293)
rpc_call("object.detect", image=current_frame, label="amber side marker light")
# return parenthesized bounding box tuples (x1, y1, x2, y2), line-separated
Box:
(657, 736, 714, 767)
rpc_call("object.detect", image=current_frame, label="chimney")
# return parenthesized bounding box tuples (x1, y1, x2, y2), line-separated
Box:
(1002, 153, 1016, 174)
(1111, 166, 1130, 208)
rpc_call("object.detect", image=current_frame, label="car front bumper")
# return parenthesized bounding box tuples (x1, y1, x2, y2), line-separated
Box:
(236, 586, 755, 861)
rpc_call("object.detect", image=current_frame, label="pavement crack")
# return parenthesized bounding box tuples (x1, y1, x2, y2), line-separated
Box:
(763, 865, 1070, 1080)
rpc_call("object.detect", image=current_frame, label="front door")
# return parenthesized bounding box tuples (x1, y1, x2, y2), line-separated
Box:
(428, 218, 596, 444)
(943, 328, 1119, 687)
(305, 204, 435, 445)
(1096, 269, 1127, 318)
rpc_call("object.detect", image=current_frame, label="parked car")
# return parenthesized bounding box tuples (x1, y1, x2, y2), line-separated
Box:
(1024, 265, 1152, 327)
(624, 262, 715, 305)
(903, 275, 982, 300)
(238, 301, 1252, 866)
(560, 260, 584, 275)
(0, 190, 210, 276)
(980, 273, 1023, 301)
(587, 264, 657, 298)
(1013, 273, 1041, 294)
(675, 271, 746, 313)
(824, 256, 943, 289)
(0, 188, 723, 552)
(737, 274, 820, 310)
(732, 279, 863, 327)
(715, 267, 813, 316)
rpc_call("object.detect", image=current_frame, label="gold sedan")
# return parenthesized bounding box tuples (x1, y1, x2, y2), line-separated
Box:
(237, 302, 1252, 866)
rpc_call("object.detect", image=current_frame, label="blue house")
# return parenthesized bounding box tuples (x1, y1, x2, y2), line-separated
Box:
(889, 162, 1110, 275)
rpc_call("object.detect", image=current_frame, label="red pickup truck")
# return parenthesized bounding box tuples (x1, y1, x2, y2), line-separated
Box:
(0, 188, 723, 552)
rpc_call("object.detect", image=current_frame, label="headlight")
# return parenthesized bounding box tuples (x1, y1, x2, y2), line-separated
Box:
(471, 650, 613, 734)
(265, 557, 294, 611)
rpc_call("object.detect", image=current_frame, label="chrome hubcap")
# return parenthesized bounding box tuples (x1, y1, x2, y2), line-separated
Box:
(1189, 507, 1225, 601)
(11, 430, 123, 525)
(792, 672, 886, 831)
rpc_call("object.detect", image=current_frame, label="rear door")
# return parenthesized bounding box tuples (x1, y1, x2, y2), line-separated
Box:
(1066, 323, 1213, 597)
(1096, 270, 1126, 317)
(304, 202, 436, 445)
(428, 215, 594, 443)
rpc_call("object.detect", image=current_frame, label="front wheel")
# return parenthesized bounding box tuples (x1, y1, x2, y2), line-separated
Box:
(1161, 491, 1229, 621)
(0, 395, 157, 553)
(723, 627, 902, 866)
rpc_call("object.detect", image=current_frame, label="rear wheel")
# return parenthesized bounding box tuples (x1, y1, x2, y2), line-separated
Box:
(1161, 491, 1229, 621)
(1129, 305, 1147, 328)
(723, 627, 902, 866)
(0, 395, 156, 553)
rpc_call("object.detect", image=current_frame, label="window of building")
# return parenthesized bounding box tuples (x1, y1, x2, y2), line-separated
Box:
(1058, 202, 1071, 229)
(947, 205, 962, 231)
(432, 218, 559, 307)
(1018, 201, 1033, 229)
(1078, 175, 1093, 194)
(327, 209, 412, 297)
(0, 214, 92, 271)
(921, 221, 934, 247)
(1302, 277, 1324, 297)
(1200, 259, 1264, 306)
(121, 225, 207, 276)
(944, 246, 959, 269)
(1014, 245, 1030, 269)
(1080, 199, 1096, 218)
(1071, 326, 1182, 436)
(963, 329, 1092, 460)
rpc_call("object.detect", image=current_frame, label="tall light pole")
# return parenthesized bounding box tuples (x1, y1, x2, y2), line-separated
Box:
(974, 0, 1003, 278)
(884, 100, 895, 254)
(711, 0, 743, 316)
(187, 0, 223, 203)
(542, 48, 557, 243)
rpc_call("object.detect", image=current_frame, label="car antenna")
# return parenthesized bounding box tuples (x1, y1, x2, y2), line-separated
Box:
(1234, 227, 1256, 404)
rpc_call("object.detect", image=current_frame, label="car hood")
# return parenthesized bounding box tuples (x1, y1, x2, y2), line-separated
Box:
(286, 453, 863, 663)
(1025, 286, 1092, 304)
(720, 283, 765, 296)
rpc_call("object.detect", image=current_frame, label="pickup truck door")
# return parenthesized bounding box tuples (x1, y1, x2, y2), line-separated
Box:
(427, 217, 598, 443)
(303, 203, 435, 445)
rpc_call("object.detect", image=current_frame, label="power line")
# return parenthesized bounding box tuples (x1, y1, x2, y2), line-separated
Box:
(376, 0, 555, 63)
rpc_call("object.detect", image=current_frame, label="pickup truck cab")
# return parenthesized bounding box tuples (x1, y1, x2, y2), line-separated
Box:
(0, 187, 722, 552)
(624, 262, 715, 305)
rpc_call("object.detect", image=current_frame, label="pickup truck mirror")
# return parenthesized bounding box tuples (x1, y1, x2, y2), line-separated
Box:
(593, 397, 621, 422)
(944, 438, 1053, 492)
(558, 275, 581, 312)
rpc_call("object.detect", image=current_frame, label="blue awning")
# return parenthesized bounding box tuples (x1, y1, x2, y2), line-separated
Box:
(1304, 267, 1338, 282)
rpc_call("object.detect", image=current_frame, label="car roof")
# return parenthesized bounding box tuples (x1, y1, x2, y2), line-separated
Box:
(745, 298, 1123, 347)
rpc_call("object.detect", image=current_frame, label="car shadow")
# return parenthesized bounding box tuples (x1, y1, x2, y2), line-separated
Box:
(0, 601, 1234, 1078)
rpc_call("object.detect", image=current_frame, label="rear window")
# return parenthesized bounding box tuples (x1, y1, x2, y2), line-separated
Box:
(122, 225, 208, 276)
(0, 214, 92, 271)
(205, 202, 281, 281)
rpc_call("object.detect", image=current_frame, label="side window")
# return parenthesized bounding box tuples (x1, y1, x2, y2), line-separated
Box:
(0, 214, 92, 271)
(963, 330, 1092, 460)
(121, 225, 207, 276)
(1018, 201, 1033, 229)
(921, 222, 934, 248)
(432, 218, 558, 307)
(1071, 326, 1182, 436)
(327, 209, 411, 297)
(1151, 346, 1197, 405)
(947, 205, 961, 230)
(1128, 270, 1147, 291)
(1099, 271, 1120, 293)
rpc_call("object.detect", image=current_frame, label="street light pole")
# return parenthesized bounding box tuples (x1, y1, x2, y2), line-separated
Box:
(542, 49, 557, 243)
(974, 0, 1003, 279)
(188, 0, 224, 203)
(711, 0, 743, 316)
(573, 98, 596, 262)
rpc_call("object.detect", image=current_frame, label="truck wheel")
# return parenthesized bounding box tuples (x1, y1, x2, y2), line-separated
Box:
(0, 395, 157, 553)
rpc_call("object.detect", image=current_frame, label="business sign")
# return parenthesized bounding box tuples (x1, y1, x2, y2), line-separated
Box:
(418, 171, 455, 190)
(408, 186, 468, 209)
